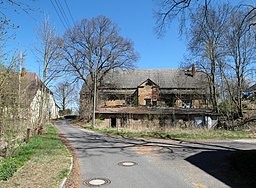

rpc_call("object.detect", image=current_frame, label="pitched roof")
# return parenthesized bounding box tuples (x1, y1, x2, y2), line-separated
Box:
(101, 68, 206, 89)
(0, 69, 53, 106)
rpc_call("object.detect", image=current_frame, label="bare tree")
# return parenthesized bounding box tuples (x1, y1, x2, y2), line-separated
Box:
(36, 16, 61, 85)
(186, 4, 232, 113)
(221, 7, 256, 117)
(54, 81, 76, 115)
(59, 16, 138, 83)
(0, 0, 36, 157)
(58, 16, 139, 122)
(154, 0, 256, 37)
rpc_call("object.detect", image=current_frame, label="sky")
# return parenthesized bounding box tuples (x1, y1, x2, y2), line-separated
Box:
(4, 0, 255, 77)
(4, 0, 187, 77)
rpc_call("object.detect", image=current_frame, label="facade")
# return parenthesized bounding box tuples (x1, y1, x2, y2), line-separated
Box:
(0, 68, 59, 149)
(80, 66, 218, 129)
(20, 68, 59, 121)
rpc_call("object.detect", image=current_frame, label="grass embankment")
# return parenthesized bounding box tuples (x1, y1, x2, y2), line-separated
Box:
(0, 125, 71, 188)
(84, 125, 255, 140)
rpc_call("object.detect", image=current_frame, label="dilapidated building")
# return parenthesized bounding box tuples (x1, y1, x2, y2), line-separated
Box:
(80, 66, 218, 129)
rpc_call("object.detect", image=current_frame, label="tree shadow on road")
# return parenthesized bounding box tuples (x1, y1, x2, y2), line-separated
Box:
(185, 149, 256, 188)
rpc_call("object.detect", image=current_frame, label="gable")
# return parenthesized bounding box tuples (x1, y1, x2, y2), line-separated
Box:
(138, 78, 159, 88)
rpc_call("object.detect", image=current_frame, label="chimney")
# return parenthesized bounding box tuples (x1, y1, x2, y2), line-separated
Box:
(21, 67, 26, 77)
(192, 64, 195, 77)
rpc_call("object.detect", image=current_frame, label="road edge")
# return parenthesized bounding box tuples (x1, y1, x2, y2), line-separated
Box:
(55, 124, 81, 188)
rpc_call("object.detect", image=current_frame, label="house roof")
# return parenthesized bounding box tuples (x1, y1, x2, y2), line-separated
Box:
(100, 68, 206, 89)
(0, 69, 54, 106)
(20, 72, 54, 104)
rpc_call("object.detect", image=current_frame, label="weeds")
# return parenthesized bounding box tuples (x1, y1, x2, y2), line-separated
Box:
(0, 125, 67, 181)
(86, 126, 254, 140)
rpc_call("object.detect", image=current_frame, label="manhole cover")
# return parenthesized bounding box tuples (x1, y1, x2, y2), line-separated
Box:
(84, 178, 111, 187)
(118, 161, 138, 167)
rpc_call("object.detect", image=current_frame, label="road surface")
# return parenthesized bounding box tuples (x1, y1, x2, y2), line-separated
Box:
(55, 120, 256, 188)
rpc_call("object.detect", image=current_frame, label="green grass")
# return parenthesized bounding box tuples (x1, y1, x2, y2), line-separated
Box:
(58, 168, 70, 180)
(84, 126, 254, 140)
(0, 125, 67, 181)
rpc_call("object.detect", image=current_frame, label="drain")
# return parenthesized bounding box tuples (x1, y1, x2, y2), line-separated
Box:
(118, 161, 138, 167)
(84, 178, 111, 187)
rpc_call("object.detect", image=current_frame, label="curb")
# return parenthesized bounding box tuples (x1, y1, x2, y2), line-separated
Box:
(55, 123, 81, 188)
(60, 154, 73, 188)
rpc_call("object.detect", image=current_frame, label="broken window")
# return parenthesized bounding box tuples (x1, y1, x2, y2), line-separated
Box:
(145, 99, 151, 106)
(182, 100, 192, 108)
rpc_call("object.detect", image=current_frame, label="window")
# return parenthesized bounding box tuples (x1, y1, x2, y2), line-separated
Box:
(183, 100, 192, 108)
(152, 100, 157, 107)
(145, 99, 151, 106)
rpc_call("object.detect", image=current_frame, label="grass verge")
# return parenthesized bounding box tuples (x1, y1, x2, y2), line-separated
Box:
(84, 125, 255, 140)
(0, 125, 71, 188)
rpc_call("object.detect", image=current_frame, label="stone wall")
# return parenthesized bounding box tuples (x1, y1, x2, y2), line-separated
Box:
(137, 81, 159, 106)
(95, 113, 199, 131)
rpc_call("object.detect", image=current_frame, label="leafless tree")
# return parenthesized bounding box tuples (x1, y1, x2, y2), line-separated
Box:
(54, 81, 76, 114)
(220, 7, 256, 117)
(36, 16, 62, 85)
(186, 4, 232, 113)
(58, 16, 139, 119)
(154, 0, 256, 37)
(0, 0, 36, 157)
(59, 15, 138, 83)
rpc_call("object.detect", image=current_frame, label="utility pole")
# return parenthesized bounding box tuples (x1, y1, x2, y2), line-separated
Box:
(18, 52, 24, 115)
(92, 71, 97, 128)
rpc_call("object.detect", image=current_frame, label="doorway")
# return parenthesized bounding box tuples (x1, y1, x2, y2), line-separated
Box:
(110, 117, 117, 128)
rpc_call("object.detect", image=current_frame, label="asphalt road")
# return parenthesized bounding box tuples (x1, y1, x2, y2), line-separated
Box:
(55, 120, 256, 188)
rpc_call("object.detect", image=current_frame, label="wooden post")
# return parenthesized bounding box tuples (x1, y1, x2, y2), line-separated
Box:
(26, 128, 31, 143)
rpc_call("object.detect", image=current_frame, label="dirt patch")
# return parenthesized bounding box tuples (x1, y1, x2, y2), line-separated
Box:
(134, 146, 160, 156)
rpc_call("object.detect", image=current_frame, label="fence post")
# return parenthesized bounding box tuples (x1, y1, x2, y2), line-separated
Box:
(26, 128, 31, 143)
